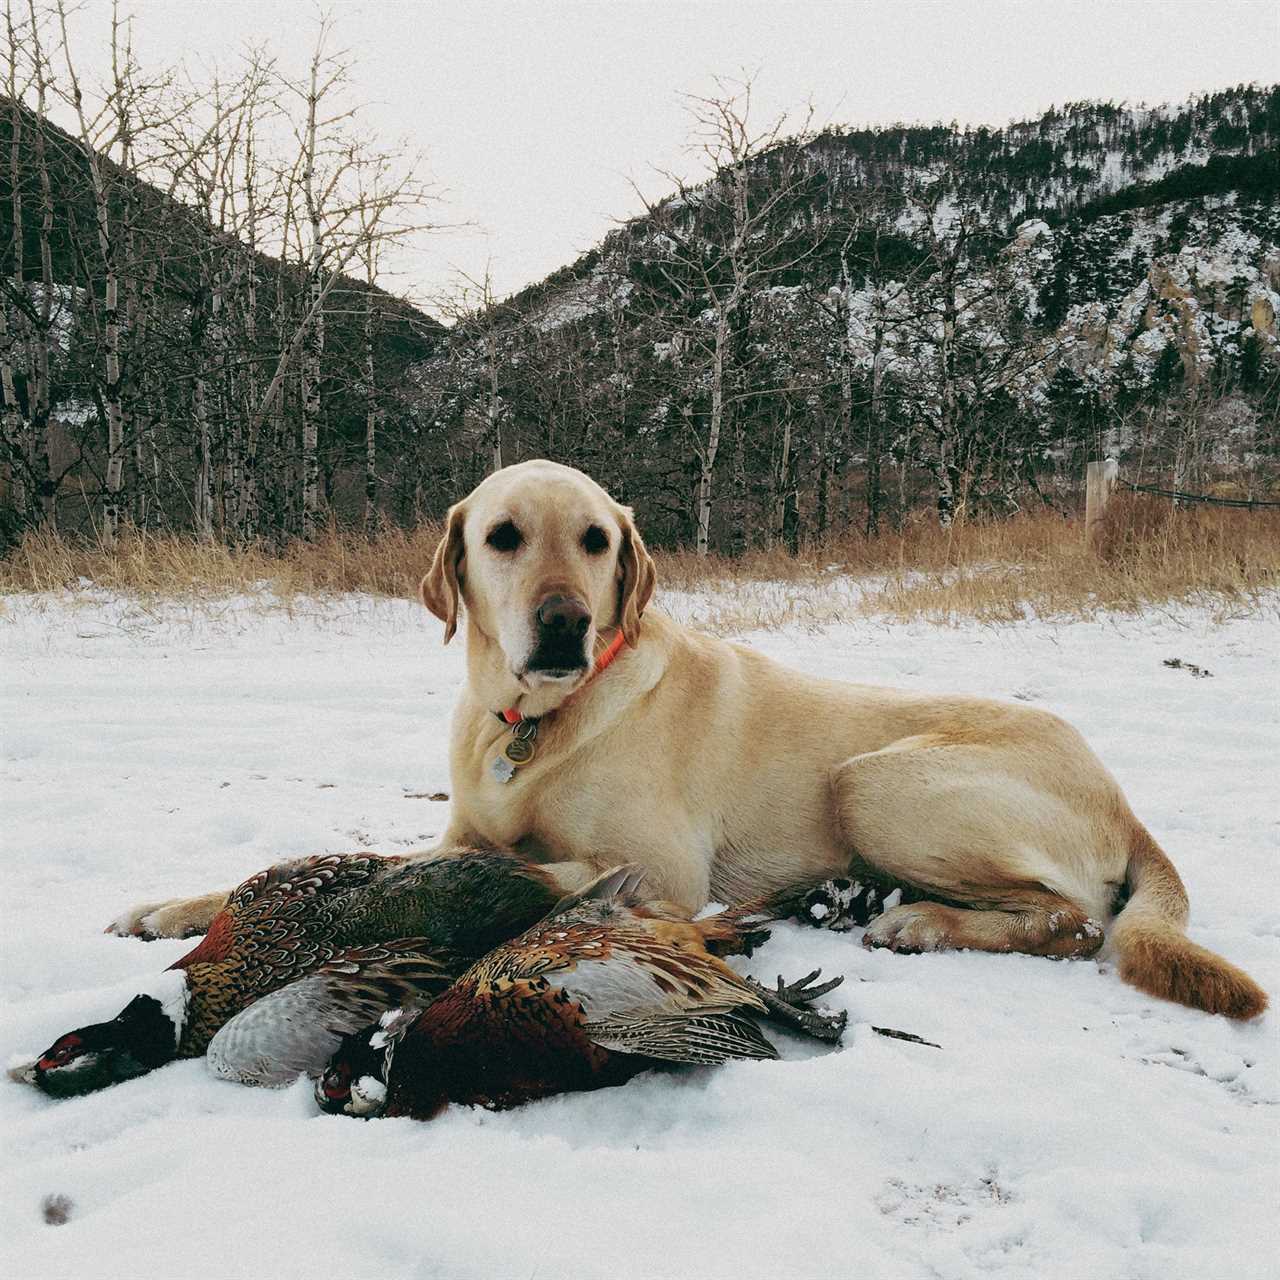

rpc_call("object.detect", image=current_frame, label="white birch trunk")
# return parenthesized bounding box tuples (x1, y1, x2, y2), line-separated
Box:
(866, 310, 886, 536)
(299, 44, 324, 540)
(29, 28, 57, 528)
(192, 282, 214, 541)
(362, 268, 380, 533)
(59, 3, 126, 545)
(487, 333, 503, 472)
(773, 412, 793, 544)
(235, 126, 261, 542)
(3, 65, 26, 518)
(937, 255, 959, 528)
(695, 309, 730, 556)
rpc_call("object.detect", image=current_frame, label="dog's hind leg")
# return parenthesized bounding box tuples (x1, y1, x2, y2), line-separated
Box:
(830, 732, 1125, 960)
(861, 894, 1104, 958)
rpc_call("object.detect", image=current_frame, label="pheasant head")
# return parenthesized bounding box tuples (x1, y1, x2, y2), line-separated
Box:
(15, 974, 188, 1097)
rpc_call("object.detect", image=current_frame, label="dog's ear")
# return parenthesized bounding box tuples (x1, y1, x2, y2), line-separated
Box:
(419, 503, 467, 644)
(616, 506, 656, 647)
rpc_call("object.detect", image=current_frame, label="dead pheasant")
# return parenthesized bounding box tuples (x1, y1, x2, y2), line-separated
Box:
(16, 850, 565, 1097)
(317, 866, 847, 1120)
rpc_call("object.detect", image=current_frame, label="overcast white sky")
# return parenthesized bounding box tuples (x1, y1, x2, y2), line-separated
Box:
(60, 0, 1280, 307)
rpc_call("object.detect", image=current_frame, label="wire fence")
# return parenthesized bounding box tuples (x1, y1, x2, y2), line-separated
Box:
(1118, 478, 1280, 510)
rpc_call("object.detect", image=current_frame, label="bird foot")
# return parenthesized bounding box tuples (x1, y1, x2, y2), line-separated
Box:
(773, 969, 845, 1005)
(747, 970, 847, 1044)
(789, 878, 913, 931)
(728, 924, 772, 958)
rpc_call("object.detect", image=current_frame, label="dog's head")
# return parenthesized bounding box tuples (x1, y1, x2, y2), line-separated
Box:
(419, 460, 656, 699)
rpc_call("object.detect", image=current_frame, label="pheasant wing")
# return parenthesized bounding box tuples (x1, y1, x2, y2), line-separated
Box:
(524, 921, 769, 1049)
(585, 1011, 779, 1064)
(206, 943, 455, 1087)
(228, 853, 402, 918)
(544, 863, 649, 917)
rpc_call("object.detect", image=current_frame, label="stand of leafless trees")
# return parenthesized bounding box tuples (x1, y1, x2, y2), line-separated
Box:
(3, 16, 1277, 556)
(401, 82, 1277, 555)
(1, 1, 436, 548)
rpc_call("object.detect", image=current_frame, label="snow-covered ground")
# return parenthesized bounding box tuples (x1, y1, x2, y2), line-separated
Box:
(2, 588, 1277, 1280)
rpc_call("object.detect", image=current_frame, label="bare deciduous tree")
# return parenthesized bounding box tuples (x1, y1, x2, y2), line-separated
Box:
(632, 76, 817, 554)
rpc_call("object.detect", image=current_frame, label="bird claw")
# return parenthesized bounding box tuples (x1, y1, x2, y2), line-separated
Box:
(771, 969, 844, 1005)
(747, 970, 847, 1044)
(803, 1007, 848, 1043)
(733, 925, 772, 957)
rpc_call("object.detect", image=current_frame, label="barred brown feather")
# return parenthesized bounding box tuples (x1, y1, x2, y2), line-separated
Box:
(363, 871, 838, 1120)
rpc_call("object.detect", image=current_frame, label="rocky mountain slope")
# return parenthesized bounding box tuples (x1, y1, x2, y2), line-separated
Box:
(5, 84, 1276, 546)
(416, 86, 1278, 545)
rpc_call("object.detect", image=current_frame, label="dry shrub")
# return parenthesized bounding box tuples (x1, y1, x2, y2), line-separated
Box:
(857, 498, 1280, 625)
(278, 523, 444, 597)
(1, 500, 1277, 629)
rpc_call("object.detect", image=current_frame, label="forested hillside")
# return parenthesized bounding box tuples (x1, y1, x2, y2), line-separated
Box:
(1, 9, 438, 549)
(2, 13, 1277, 554)
(419, 85, 1280, 550)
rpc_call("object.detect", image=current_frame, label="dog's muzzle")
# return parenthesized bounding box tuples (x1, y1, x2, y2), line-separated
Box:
(525, 593, 591, 676)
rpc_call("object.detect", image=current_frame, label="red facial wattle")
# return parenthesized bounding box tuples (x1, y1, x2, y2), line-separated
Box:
(37, 1034, 83, 1071)
(322, 1065, 352, 1100)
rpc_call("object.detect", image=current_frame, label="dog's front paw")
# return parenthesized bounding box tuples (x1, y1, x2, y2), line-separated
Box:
(105, 900, 175, 939)
(104, 892, 225, 940)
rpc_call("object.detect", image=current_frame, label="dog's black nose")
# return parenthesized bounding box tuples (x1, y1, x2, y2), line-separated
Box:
(536, 594, 590, 638)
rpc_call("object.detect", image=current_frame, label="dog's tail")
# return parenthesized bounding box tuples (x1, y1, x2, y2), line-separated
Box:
(1109, 824, 1266, 1020)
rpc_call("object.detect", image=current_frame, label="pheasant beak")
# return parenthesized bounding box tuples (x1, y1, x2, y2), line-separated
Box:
(7, 1057, 40, 1086)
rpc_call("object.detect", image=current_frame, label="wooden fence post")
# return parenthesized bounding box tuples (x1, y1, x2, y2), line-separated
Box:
(1085, 458, 1119, 554)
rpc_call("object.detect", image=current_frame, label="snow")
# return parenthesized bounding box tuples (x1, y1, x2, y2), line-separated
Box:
(2, 588, 1278, 1280)
(152, 969, 190, 1047)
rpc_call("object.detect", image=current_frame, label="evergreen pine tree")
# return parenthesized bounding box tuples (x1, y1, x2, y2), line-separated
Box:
(1239, 330, 1264, 388)
(1039, 235, 1075, 329)
(1151, 340, 1186, 395)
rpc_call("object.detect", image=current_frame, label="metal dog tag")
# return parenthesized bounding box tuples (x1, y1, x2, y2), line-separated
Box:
(492, 717, 538, 783)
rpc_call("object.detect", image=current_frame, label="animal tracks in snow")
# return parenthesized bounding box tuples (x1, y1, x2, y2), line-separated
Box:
(876, 1172, 1014, 1231)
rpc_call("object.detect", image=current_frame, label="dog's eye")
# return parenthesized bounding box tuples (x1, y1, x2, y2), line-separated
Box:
(485, 521, 522, 553)
(582, 525, 609, 555)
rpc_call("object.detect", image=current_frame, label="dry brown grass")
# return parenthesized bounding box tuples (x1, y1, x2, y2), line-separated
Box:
(858, 498, 1280, 625)
(659, 500, 1280, 628)
(2, 498, 1278, 630)
(0, 522, 443, 600)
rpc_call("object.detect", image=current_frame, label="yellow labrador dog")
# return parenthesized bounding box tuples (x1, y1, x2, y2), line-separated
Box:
(112, 459, 1265, 1020)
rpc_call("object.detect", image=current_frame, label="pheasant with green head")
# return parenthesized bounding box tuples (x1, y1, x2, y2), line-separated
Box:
(15, 850, 566, 1097)
(318, 866, 848, 1120)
